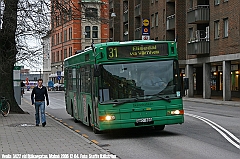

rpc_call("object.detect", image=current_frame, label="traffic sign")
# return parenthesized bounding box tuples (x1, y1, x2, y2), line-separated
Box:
(142, 18, 150, 35)
(57, 71, 61, 76)
(142, 36, 150, 40)
(57, 76, 61, 81)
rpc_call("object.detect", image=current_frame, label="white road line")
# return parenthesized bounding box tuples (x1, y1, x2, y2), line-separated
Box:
(185, 112, 240, 149)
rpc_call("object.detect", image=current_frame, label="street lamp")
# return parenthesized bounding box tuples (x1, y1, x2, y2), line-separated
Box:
(110, 12, 116, 41)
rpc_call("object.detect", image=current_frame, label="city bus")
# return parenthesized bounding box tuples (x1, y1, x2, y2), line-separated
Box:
(64, 40, 184, 133)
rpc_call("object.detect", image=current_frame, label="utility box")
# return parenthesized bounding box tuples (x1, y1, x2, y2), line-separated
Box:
(13, 66, 21, 105)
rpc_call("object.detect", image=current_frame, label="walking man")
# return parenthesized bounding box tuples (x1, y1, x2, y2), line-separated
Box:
(31, 79, 49, 127)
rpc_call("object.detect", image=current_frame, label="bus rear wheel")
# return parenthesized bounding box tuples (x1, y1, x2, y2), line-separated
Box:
(154, 125, 165, 131)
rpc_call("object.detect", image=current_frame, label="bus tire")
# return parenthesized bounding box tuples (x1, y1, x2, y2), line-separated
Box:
(155, 125, 165, 131)
(74, 118, 79, 123)
(93, 126, 101, 134)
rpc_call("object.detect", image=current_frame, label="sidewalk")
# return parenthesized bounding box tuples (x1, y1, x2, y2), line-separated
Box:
(183, 96, 240, 107)
(0, 99, 118, 159)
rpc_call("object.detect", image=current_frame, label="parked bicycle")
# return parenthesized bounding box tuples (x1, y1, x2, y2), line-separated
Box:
(0, 97, 10, 117)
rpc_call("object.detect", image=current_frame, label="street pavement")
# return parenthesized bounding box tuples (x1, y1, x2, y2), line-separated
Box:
(1, 93, 239, 159)
(0, 98, 118, 159)
(183, 96, 240, 107)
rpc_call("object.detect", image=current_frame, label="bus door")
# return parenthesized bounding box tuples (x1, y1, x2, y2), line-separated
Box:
(75, 67, 82, 121)
(71, 68, 79, 120)
(91, 67, 99, 128)
(65, 69, 73, 116)
(80, 65, 92, 126)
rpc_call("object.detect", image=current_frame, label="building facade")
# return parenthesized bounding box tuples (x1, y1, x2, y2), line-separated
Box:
(42, 33, 51, 86)
(110, 0, 240, 100)
(50, 0, 109, 83)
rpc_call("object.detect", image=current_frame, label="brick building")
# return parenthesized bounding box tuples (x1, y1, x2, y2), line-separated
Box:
(110, 0, 240, 100)
(50, 0, 109, 83)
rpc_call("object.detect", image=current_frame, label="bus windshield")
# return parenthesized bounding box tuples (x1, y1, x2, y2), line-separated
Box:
(99, 60, 179, 102)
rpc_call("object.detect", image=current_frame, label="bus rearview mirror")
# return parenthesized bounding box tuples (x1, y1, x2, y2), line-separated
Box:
(94, 64, 101, 77)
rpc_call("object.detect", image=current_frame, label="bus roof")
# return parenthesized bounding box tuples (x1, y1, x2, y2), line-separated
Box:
(64, 40, 177, 64)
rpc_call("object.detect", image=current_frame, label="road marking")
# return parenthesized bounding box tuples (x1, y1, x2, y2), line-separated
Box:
(185, 112, 240, 149)
(82, 134, 89, 138)
(91, 140, 99, 144)
(75, 130, 80, 133)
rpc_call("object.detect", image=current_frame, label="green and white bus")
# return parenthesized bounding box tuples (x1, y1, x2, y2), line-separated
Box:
(64, 40, 184, 133)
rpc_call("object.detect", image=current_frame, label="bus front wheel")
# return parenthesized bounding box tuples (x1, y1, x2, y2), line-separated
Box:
(93, 126, 101, 134)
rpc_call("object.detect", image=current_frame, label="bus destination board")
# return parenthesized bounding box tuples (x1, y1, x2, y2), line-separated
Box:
(107, 43, 168, 59)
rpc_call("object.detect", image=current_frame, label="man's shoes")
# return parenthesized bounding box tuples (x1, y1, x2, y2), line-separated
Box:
(36, 124, 39, 126)
(42, 122, 46, 127)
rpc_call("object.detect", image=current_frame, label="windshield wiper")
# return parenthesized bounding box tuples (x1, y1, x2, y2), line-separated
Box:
(112, 97, 147, 107)
(146, 94, 171, 103)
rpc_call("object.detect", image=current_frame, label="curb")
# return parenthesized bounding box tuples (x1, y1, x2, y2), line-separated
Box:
(22, 98, 119, 158)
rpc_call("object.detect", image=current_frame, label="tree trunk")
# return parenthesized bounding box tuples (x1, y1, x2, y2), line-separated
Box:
(0, 0, 24, 113)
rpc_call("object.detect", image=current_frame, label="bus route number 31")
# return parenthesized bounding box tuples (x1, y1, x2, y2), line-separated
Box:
(108, 47, 118, 58)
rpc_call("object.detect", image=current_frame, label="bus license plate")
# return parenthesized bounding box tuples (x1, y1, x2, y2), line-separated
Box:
(136, 118, 152, 123)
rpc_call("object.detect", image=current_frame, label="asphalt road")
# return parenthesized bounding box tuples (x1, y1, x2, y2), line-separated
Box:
(23, 91, 240, 159)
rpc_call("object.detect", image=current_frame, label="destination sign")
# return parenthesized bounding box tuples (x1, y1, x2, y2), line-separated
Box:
(107, 43, 168, 59)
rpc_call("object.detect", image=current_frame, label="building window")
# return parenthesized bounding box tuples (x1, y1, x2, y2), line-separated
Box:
(223, 18, 228, 37)
(214, 20, 220, 39)
(151, 14, 154, 28)
(214, 0, 220, 5)
(155, 13, 158, 27)
(57, 51, 59, 62)
(64, 49, 67, 59)
(52, 36, 55, 46)
(189, 28, 194, 41)
(60, 32, 62, 43)
(64, 30, 67, 42)
(163, 9, 165, 24)
(85, 8, 98, 18)
(69, 47, 72, 56)
(92, 26, 98, 38)
(189, 0, 193, 9)
(85, 26, 91, 38)
(57, 33, 59, 44)
(68, 8, 72, 20)
(52, 52, 55, 63)
(69, 27, 72, 40)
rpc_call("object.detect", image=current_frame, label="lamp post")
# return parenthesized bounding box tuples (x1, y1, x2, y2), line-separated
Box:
(110, 12, 116, 41)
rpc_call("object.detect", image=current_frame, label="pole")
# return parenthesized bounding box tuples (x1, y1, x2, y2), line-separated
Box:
(40, 69, 41, 79)
(0, 2, 1, 28)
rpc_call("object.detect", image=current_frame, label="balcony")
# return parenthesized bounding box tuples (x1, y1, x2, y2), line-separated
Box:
(123, 11, 128, 22)
(134, 4, 141, 17)
(187, 5, 209, 24)
(187, 40, 209, 55)
(166, 14, 175, 30)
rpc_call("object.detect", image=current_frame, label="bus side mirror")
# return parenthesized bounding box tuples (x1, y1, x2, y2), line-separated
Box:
(94, 64, 101, 77)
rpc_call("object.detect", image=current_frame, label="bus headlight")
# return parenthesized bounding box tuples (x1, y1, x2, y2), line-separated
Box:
(99, 115, 115, 121)
(168, 110, 184, 115)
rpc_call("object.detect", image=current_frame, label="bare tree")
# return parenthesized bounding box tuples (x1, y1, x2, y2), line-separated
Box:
(0, 0, 51, 113)
(0, 0, 109, 113)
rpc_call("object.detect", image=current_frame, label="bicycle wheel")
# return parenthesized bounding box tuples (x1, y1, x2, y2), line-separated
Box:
(1, 100, 10, 117)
